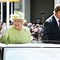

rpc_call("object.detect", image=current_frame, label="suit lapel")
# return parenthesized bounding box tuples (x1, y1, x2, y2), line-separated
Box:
(52, 15, 60, 36)
(52, 15, 59, 29)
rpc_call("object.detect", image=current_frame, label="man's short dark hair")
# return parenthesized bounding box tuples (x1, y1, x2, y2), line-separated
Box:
(54, 4, 60, 13)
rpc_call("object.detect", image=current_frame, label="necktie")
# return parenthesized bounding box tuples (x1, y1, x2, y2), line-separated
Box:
(59, 20, 60, 29)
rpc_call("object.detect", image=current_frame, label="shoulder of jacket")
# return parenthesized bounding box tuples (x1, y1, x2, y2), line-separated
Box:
(45, 15, 53, 23)
(6, 25, 13, 31)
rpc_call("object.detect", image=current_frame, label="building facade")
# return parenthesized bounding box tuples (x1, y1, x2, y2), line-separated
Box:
(0, 0, 60, 27)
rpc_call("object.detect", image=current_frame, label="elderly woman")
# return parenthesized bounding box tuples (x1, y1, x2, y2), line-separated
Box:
(1, 11, 32, 44)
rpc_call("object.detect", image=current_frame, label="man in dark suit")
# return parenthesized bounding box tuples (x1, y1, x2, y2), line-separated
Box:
(42, 4, 60, 44)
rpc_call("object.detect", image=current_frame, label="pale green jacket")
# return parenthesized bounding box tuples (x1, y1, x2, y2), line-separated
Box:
(1, 26, 32, 44)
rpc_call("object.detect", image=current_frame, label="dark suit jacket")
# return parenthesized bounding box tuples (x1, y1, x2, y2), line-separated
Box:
(42, 15, 60, 44)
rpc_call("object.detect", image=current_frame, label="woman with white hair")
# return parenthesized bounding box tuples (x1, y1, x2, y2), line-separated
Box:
(1, 11, 32, 44)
